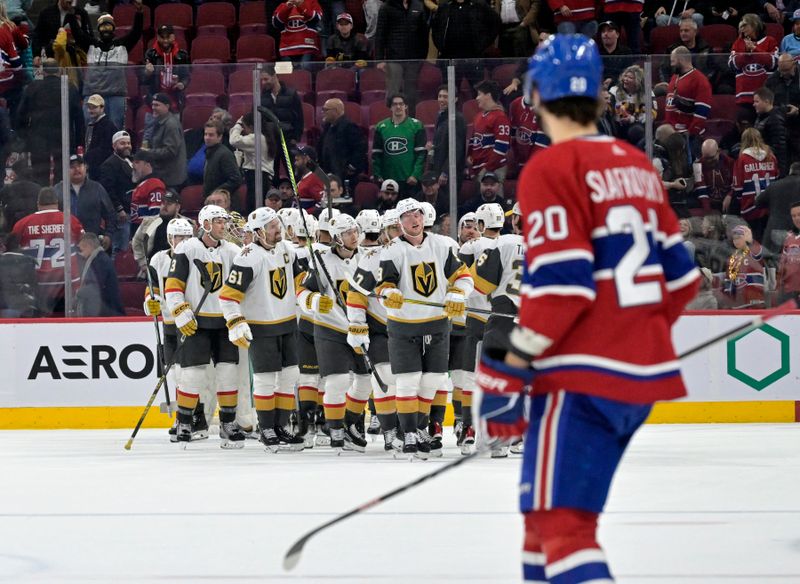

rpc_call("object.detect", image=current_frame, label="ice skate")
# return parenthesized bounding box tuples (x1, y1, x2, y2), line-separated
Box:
(191, 406, 209, 441)
(383, 428, 398, 451)
(259, 427, 280, 453)
(367, 414, 381, 437)
(168, 419, 178, 443)
(343, 423, 367, 453)
(219, 421, 245, 449)
(458, 425, 476, 456)
(510, 438, 524, 454)
(416, 428, 439, 459)
(176, 420, 192, 446)
(490, 445, 509, 458)
(275, 425, 305, 452)
(330, 427, 345, 452)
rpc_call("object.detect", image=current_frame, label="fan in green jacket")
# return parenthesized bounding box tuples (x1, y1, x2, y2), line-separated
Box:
(371, 94, 427, 197)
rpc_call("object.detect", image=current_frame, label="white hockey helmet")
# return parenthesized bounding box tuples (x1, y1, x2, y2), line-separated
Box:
(198, 204, 229, 227)
(356, 209, 382, 234)
(458, 212, 477, 232)
(329, 213, 358, 241)
(395, 197, 423, 218)
(510, 201, 521, 216)
(277, 207, 297, 229)
(318, 207, 341, 232)
(419, 201, 436, 228)
(381, 208, 400, 228)
(167, 217, 194, 237)
(292, 210, 314, 238)
(246, 207, 279, 232)
(475, 203, 505, 231)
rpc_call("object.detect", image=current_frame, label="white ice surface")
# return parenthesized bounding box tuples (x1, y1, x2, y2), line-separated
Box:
(0, 424, 799, 583)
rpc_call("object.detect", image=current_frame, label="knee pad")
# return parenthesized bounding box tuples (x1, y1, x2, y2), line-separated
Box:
(419, 372, 447, 400)
(180, 366, 207, 394)
(348, 374, 373, 402)
(374, 363, 396, 397)
(450, 369, 465, 389)
(462, 369, 477, 392)
(395, 372, 422, 399)
(215, 362, 239, 392)
(252, 371, 279, 398)
(323, 374, 350, 405)
(279, 365, 300, 394)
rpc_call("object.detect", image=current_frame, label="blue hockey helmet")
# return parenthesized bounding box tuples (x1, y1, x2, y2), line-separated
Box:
(525, 34, 602, 103)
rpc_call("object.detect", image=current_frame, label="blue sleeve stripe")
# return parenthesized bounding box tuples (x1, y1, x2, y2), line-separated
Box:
(524, 258, 595, 291)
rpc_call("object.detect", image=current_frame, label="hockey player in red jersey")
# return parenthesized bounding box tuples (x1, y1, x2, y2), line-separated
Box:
(476, 34, 699, 583)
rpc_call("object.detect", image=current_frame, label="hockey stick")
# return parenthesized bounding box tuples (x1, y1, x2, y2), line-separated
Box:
(283, 437, 502, 571)
(142, 233, 172, 415)
(258, 105, 383, 387)
(345, 275, 518, 319)
(282, 298, 799, 569)
(124, 268, 214, 451)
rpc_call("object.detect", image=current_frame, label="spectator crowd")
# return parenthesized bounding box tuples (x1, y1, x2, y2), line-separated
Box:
(2, 0, 800, 316)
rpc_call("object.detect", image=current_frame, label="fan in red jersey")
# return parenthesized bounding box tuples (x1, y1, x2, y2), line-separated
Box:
(11, 187, 84, 315)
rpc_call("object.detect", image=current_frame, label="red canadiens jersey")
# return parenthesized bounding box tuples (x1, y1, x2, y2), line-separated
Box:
(729, 36, 779, 104)
(130, 177, 166, 224)
(547, 0, 596, 23)
(468, 108, 511, 174)
(272, 0, 322, 56)
(509, 97, 549, 169)
(517, 135, 699, 404)
(11, 209, 84, 291)
(732, 148, 777, 221)
(664, 68, 712, 136)
(724, 244, 765, 304)
(602, 0, 643, 13)
(779, 232, 800, 293)
(297, 171, 325, 212)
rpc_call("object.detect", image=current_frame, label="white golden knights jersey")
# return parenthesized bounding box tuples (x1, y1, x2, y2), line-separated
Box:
(459, 236, 496, 332)
(219, 240, 305, 337)
(165, 237, 241, 328)
(350, 243, 387, 334)
(295, 241, 330, 335)
(146, 249, 176, 324)
(354, 232, 473, 337)
(471, 233, 524, 314)
(298, 246, 361, 340)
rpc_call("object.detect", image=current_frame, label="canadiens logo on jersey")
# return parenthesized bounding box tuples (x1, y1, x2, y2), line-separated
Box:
(270, 267, 288, 299)
(411, 262, 438, 297)
(205, 262, 224, 292)
(385, 137, 408, 155)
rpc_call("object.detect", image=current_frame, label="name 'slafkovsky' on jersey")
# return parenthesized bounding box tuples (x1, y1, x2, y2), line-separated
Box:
(586, 166, 665, 204)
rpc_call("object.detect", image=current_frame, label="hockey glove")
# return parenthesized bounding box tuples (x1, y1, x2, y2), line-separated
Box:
(308, 292, 334, 315)
(443, 288, 466, 319)
(173, 302, 198, 336)
(143, 295, 162, 317)
(347, 323, 370, 355)
(226, 316, 252, 349)
(381, 288, 404, 310)
(477, 347, 535, 440)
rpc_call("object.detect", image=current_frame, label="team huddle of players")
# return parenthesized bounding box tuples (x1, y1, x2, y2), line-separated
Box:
(142, 198, 524, 460)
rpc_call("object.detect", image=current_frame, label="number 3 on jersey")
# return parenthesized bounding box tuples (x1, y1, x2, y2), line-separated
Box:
(605, 205, 662, 308)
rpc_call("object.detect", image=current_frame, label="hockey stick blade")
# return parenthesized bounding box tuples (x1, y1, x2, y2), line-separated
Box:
(282, 439, 500, 571)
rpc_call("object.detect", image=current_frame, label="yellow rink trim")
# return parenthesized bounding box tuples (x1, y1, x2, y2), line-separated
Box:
(0, 401, 796, 429)
(646, 401, 797, 424)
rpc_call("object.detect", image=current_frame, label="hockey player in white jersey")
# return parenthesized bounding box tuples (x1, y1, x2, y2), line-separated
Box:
(356, 198, 474, 459)
(471, 203, 525, 454)
(294, 209, 335, 447)
(297, 214, 372, 452)
(349, 209, 398, 449)
(143, 218, 198, 441)
(380, 209, 401, 244)
(165, 205, 244, 448)
(219, 207, 309, 452)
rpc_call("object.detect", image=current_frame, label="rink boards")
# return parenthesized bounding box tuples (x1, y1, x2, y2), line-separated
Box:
(0, 312, 798, 428)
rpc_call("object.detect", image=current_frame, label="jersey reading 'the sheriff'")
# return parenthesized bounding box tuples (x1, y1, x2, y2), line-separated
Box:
(471, 233, 524, 314)
(517, 135, 699, 404)
(165, 237, 240, 328)
(355, 233, 473, 337)
(219, 240, 304, 336)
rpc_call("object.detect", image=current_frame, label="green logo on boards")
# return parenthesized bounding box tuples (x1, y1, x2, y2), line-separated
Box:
(726, 324, 790, 391)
